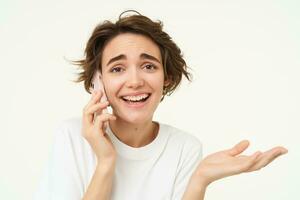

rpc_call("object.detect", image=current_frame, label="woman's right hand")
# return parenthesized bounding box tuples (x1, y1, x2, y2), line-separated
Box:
(82, 90, 117, 164)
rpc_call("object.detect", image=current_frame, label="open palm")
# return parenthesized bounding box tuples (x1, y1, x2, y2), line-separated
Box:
(193, 140, 288, 186)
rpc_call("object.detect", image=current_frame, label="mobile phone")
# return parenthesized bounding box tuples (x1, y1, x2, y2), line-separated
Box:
(90, 70, 112, 115)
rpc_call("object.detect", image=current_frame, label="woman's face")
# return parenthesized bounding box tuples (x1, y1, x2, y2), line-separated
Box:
(101, 33, 167, 124)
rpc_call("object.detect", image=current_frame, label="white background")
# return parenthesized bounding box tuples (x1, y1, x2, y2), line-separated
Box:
(1, 0, 299, 199)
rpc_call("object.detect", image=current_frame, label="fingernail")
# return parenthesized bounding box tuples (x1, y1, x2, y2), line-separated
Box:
(282, 149, 288, 154)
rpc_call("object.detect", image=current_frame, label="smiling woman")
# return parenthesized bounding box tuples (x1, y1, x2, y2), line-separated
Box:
(33, 10, 288, 200)
(101, 33, 166, 127)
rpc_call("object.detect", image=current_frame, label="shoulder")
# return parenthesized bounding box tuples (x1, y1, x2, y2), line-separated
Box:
(159, 123, 202, 152)
(51, 117, 84, 148)
(54, 117, 82, 137)
(51, 117, 93, 157)
(159, 123, 203, 171)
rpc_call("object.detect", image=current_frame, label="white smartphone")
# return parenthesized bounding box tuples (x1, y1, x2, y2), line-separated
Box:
(90, 70, 112, 115)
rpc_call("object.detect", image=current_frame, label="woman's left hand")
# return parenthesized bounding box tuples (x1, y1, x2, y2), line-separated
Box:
(191, 140, 288, 187)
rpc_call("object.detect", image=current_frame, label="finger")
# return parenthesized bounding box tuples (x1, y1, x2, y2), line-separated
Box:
(83, 91, 103, 125)
(89, 101, 110, 125)
(266, 148, 288, 164)
(88, 101, 109, 115)
(94, 113, 117, 134)
(87, 90, 103, 108)
(241, 151, 262, 172)
(247, 147, 288, 172)
(227, 140, 250, 156)
(234, 151, 262, 173)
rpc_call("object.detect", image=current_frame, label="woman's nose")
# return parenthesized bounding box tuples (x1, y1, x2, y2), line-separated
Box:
(125, 70, 144, 89)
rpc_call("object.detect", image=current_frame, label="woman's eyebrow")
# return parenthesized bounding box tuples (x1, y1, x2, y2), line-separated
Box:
(106, 54, 126, 66)
(106, 53, 161, 66)
(140, 53, 161, 64)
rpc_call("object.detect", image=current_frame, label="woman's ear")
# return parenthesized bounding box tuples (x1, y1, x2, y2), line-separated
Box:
(164, 79, 171, 87)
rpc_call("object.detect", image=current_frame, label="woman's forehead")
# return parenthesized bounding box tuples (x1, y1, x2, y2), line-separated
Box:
(101, 33, 162, 65)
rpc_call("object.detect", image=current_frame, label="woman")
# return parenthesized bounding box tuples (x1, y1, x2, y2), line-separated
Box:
(34, 10, 288, 200)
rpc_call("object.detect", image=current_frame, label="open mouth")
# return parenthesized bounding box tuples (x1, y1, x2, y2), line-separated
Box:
(121, 93, 151, 104)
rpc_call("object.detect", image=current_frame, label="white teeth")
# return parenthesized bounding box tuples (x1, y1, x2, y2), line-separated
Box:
(122, 93, 149, 101)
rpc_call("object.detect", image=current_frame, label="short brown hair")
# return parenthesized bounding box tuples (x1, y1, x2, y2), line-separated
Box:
(73, 10, 192, 99)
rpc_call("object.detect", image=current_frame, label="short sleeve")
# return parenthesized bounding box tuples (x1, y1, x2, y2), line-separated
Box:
(171, 137, 203, 200)
(33, 123, 84, 200)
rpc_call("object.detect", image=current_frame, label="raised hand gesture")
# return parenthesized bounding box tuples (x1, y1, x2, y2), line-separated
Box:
(192, 140, 287, 187)
(81, 90, 117, 164)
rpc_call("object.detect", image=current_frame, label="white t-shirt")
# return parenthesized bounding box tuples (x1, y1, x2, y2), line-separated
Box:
(34, 117, 202, 200)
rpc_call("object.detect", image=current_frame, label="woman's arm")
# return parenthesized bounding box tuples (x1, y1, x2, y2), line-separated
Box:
(182, 177, 207, 200)
(182, 140, 288, 200)
(82, 161, 115, 200)
(81, 91, 117, 199)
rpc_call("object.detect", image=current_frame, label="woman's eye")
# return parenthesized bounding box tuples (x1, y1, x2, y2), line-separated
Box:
(110, 66, 123, 73)
(144, 63, 157, 71)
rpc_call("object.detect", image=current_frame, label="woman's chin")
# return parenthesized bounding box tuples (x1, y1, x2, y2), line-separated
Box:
(116, 113, 152, 125)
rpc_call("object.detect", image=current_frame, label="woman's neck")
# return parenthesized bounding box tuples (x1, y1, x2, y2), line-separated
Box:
(108, 118, 159, 148)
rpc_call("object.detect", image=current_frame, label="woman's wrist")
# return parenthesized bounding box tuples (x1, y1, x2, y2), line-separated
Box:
(96, 158, 116, 172)
(189, 174, 209, 192)
(83, 158, 115, 200)
(182, 177, 208, 200)
(192, 165, 214, 187)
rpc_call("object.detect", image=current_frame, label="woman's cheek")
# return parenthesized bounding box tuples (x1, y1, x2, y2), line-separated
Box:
(105, 80, 123, 102)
